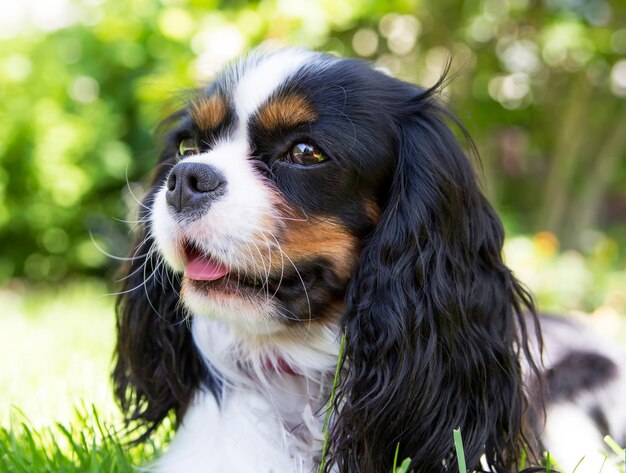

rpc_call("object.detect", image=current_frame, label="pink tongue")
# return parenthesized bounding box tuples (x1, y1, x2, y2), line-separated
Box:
(185, 255, 229, 281)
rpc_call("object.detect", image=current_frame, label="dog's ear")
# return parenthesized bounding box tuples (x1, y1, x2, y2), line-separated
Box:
(329, 86, 540, 472)
(112, 126, 220, 441)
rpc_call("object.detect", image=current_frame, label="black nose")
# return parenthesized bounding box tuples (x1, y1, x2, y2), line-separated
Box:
(165, 162, 226, 215)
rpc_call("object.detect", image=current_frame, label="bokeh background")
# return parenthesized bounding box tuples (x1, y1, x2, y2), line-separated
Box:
(1, 0, 625, 461)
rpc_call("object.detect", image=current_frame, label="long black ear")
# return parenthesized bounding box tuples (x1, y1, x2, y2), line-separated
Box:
(112, 145, 218, 441)
(328, 87, 540, 472)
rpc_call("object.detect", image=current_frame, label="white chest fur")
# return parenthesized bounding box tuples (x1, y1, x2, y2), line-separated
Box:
(151, 317, 340, 473)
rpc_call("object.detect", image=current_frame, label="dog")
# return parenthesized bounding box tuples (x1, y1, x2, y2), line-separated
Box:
(113, 48, 626, 473)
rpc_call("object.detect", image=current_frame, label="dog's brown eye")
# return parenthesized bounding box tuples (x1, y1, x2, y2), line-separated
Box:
(178, 138, 199, 158)
(288, 143, 327, 166)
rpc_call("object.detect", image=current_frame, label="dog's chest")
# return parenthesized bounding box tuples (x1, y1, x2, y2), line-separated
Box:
(262, 371, 327, 441)
(154, 378, 327, 473)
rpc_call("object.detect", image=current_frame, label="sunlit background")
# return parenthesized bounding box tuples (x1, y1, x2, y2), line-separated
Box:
(1, 0, 625, 455)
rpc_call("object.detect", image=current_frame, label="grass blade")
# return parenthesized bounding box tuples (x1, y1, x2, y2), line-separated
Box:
(317, 332, 346, 473)
(453, 428, 466, 473)
(393, 443, 400, 472)
(545, 451, 551, 473)
(396, 458, 412, 473)
(604, 435, 625, 457)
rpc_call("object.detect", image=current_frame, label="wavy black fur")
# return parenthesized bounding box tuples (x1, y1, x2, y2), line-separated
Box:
(326, 84, 541, 472)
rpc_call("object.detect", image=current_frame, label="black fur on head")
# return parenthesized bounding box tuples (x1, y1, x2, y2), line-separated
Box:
(112, 124, 220, 441)
(326, 79, 542, 472)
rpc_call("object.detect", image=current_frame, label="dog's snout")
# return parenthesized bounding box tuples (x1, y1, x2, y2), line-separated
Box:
(165, 162, 226, 214)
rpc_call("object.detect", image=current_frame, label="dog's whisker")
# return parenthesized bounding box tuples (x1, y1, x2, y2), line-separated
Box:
(246, 239, 271, 299)
(266, 231, 311, 321)
(258, 231, 286, 303)
(108, 258, 161, 297)
(124, 168, 151, 212)
(89, 231, 146, 262)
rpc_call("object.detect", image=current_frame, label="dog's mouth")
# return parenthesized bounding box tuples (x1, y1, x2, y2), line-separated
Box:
(183, 242, 229, 281)
(182, 241, 267, 293)
(180, 239, 341, 323)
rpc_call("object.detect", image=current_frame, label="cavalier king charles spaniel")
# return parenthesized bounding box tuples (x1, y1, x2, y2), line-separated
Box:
(113, 48, 626, 473)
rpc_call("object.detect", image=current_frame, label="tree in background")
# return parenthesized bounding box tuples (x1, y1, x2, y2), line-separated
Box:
(0, 0, 625, 286)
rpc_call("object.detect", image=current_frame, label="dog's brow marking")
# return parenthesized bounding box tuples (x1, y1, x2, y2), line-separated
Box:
(255, 94, 317, 131)
(233, 49, 315, 130)
(191, 94, 228, 131)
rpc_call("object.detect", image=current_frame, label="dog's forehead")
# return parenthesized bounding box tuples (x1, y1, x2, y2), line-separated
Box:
(191, 49, 327, 136)
(232, 49, 318, 123)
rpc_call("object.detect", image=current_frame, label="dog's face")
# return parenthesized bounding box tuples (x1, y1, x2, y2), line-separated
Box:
(151, 49, 394, 333)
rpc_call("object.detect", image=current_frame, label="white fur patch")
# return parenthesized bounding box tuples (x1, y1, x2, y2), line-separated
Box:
(150, 317, 341, 473)
(543, 403, 620, 473)
(234, 49, 316, 129)
(151, 184, 184, 271)
(192, 317, 340, 384)
(149, 390, 304, 473)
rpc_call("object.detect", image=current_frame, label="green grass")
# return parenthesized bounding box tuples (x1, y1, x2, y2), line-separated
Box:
(0, 282, 169, 471)
(0, 281, 118, 427)
(0, 405, 168, 473)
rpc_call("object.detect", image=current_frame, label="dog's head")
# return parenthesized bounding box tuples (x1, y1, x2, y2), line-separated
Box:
(114, 49, 539, 472)
(150, 50, 389, 333)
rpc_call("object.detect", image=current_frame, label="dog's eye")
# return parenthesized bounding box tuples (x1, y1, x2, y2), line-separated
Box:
(287, 143, 327, 166)
(178, 138, 200, 158)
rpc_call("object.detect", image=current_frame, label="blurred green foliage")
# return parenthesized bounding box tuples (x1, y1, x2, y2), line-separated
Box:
(0, 0, 625, 285)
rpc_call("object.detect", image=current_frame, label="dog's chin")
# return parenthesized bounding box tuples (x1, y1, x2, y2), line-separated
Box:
(181, 276, 288, 335)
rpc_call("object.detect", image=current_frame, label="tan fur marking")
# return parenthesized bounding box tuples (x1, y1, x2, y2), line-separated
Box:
(363, 199, 381, 224)
(248, 198, 358, 282)
(256, 94, 317, 130)
(277, 217, 358, 282)
(191, 94, 227, 130)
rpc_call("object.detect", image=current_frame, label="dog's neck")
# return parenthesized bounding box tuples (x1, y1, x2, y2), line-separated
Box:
(191, 316, 340, 388)
(191, 317, 339, 441)
(262, 355, 302, 376)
